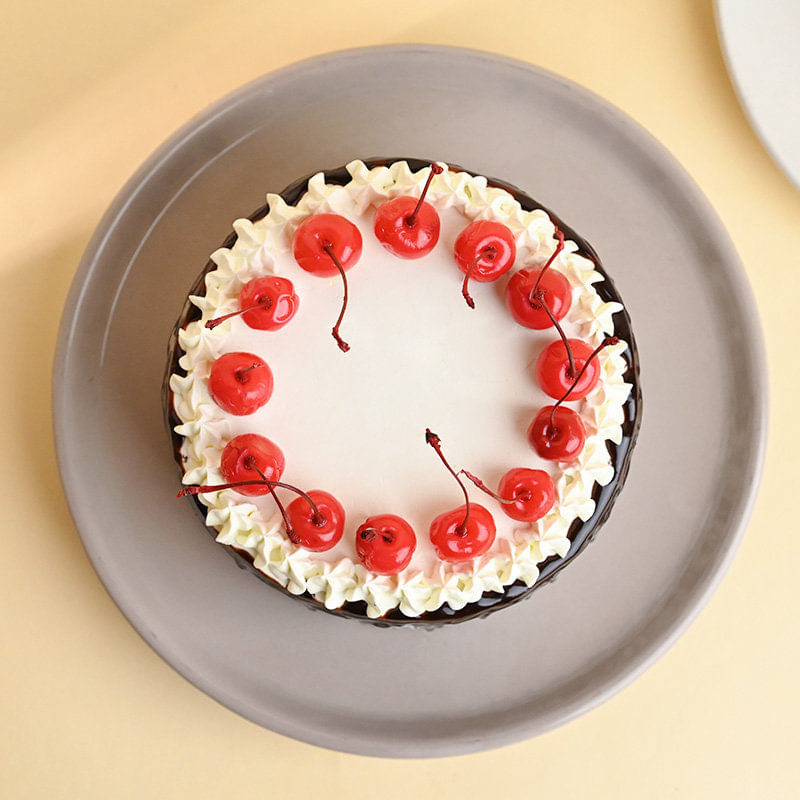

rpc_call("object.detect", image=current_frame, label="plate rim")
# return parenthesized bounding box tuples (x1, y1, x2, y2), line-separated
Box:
(714, 0, 800, 192)
(52, 44, 769, 757)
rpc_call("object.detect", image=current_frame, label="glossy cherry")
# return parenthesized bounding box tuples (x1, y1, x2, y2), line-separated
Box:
(207, 352, 273, 415)
(240, 276, 299, 330)
(462, 467, 556, 523)
(498, 468, 555, 522)
(528, 336, 618, 461)
(429, 503, 495, 562)
(355, 515, 416, 574)
(527, 406, 586, 461)
(293, 213, 362, 352)
(374, 163, 443, 258)
(285, 490, 345, 552)
(536, 338, 600, 400)
(504, 227, 569, 329)
(177, 470, 341, 550)
(454, 220, 516, 308)
(505, 267, 572, 329)
(219, 433, 285, 496)
(206, 276, 299, 331)
(424, 429, 496, 562)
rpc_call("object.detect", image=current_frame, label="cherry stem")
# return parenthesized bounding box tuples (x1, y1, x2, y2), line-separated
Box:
(547, 336, 619, 436)
(425, 429, 470, 537)
(462, 246, 496, 309)
(405, 163, 443, 227)
(529, 227, 565, 303)
(322, 243, 351, 353)
(235, 363, 261, 382)
(535, 289, 576, 378)
(205, 296, 272, 330)
(460, 470, 530, 504)
(177, 471, 326, 528)
(241, 459, 294, 540)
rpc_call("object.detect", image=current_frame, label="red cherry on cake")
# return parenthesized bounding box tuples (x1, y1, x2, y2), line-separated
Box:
(355, 515, 416, 574)
(205, 276, 299, 331)
(219, 433, 285, 496)
(498, 468, 555, 522)
(238, 276, 299, 330)
(293, 214, 362, 277)
(504, 227, 569, 329)
(505, 267, 572, 329)
(429, 503, 496, 562)
(208, 352, 273, 415)
(454, 220, 516, 308)
(176, 466, 342, 552)
(374, 163, 443, 258)
(293, 213, 362, 352)
(462, 467, 555, 523)
(424, 429, 496, 562)
(532, 290, 605, 400)
(536, 338, 600, 400)
(528, 336, 618, 462)
(285, 490, 345, 552)
(528, 406, 586, 461)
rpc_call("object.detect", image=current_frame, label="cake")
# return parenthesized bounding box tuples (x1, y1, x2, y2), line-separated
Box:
(165, 158, 641, 624)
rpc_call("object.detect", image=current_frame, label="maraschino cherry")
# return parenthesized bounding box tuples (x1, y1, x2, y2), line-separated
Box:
(537, 339, 601, 400)
(374, 163, 443, 258)
(462, 467, 555, 523)
(285, 490, 345, 551)
(355, 515, 416, 574)
(208, 352, 273, 415)
(219, 433, 285, 496)
(532, 291, 600, 400)
(425, 429, 496, 562)
(293, 213, 362, 352)
(177, 443, 344, 550)
(454, 220, 516, 308)
(205, 276, 299, 331)
(505, 228, 571, 329)
(528, 336, 618, 461)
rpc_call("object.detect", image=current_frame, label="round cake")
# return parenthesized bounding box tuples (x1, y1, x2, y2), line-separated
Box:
(165, 158, 641, 625)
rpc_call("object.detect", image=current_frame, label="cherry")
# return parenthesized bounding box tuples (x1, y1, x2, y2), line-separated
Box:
(505, 260, 572, 330)
(293, 213, 362, 352)
(207, 352, 273, 415)
(454, 220, 516, 308)
(504, 227, 569, 328)
(355, 515, 416, 574)
(285, 490, 345, 552)
(429, 504, 495, 562)
(505, 267, 571, 329)
(425, 429, 496, 562)
(527, 406, 586, 461)
(178, 468, 343, 551)
(498, 468, 555, 521)
(462, 467, 555, 523)
(374, 163, 443, 258)
(240, 276, 298, 330)
(529, 336, 618, 461)
(536, 338, 600, 400)
(206, 276, 299, 331)
(218, 433, 285, 496)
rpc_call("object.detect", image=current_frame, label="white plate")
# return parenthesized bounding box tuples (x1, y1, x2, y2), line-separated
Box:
(54, 46, 767, 756)
(716, 0, 800, 190)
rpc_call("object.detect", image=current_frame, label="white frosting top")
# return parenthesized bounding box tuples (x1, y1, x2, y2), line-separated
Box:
(170, 160, 632, 618)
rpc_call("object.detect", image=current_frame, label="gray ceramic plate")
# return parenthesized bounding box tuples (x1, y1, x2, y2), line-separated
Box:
(53, 46, 767, 757)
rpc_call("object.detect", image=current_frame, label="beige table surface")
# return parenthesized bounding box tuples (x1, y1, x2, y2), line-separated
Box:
(2, 0, 798, 796)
